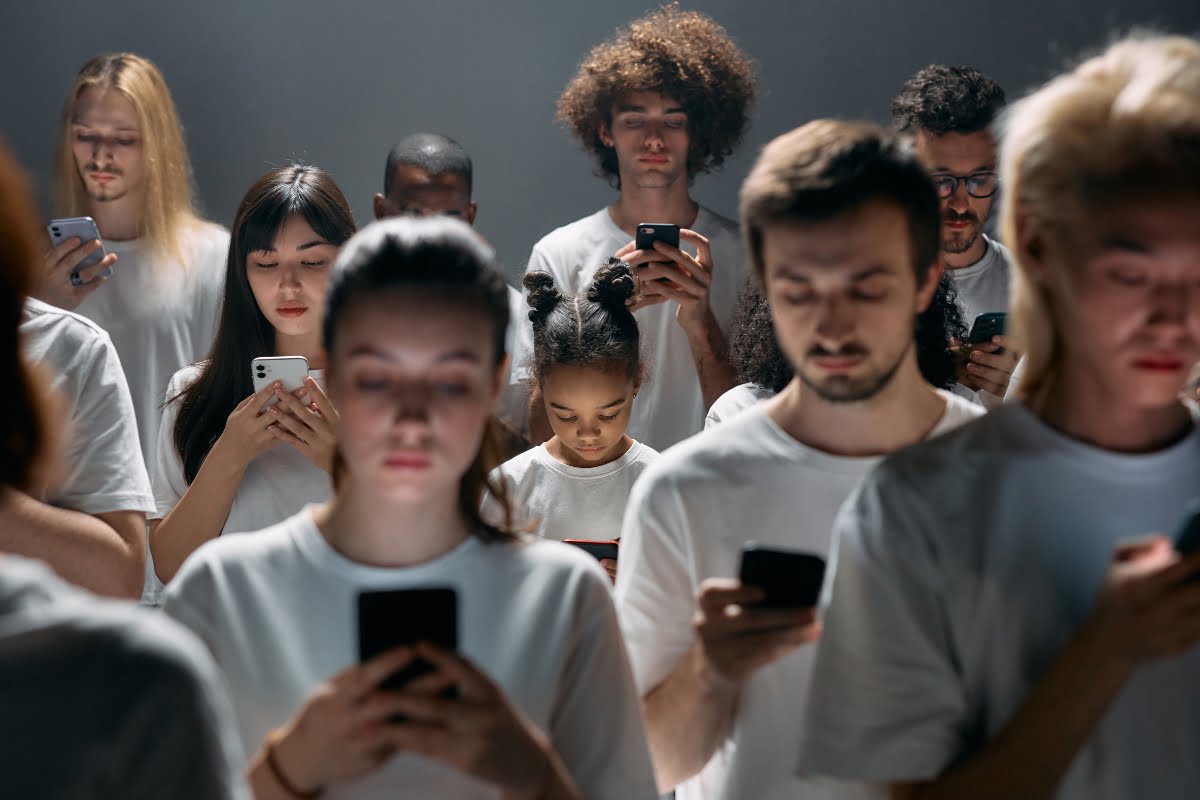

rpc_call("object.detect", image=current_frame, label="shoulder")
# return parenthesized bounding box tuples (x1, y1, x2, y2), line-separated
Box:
(934, 388, 988, 432)
(21, 297, 113, 348)
(166, 361, 209, 398)
(492, 445, 545, 483)
(182, 220, 231, 276)
(707, 382, 772, 424)
(529, 209, 612, 259)
(696, 206, 740, 238)
(985, 235, 1015, 270)
(502, 536, 613, 594)
(172, 513, 305, 594)
(634, 408, 767, 498)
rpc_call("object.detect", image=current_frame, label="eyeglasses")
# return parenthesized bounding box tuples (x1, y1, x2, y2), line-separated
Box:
(931, 171, 999, 199)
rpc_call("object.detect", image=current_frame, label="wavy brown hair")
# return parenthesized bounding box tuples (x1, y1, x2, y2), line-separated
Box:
(557, 4, 756, 187)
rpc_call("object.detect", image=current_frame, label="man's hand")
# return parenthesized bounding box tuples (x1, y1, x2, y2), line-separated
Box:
(956, 334, 1020, 398)
(615, 229, 715, 334)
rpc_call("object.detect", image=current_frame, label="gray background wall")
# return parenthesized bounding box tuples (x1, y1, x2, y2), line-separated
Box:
(2, 0, 1198, 283)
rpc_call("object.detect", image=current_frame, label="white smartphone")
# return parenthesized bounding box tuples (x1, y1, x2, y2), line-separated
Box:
(47, 216, 112, 282)
(252, 356, 310, 410)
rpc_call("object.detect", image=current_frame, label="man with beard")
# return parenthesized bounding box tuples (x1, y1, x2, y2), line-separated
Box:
(613, 120, 984, 800)
(892, 65, 1019, 403)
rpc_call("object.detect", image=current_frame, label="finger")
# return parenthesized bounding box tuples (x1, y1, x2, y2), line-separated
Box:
(300, 376, 335, 418)
(627, 295, 671, 312)
(412, 642, 490, 702)
(651, 241, 712, 287)
(636, 264, 704, 295)
(613, 241, 638, 259)
(403, 668, 461, 697)
(353, 646, 420, 698)
(969, 349, 1015, 372)
(57, 238, 106, 275)
(268, 407, 311, 443)
(678, 228, 712, 268)
(965, 363, 1007, 396)
(624, 249, 667, 268)
(383, 721, 458, 762)
(272, 387, 320, 430)
(74, 252, 118, 284)
(698, 579, 765, 613)
(992, 334, 1017, 353)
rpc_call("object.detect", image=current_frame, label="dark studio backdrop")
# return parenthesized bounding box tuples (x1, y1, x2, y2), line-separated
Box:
(2, 0, 1199, 283)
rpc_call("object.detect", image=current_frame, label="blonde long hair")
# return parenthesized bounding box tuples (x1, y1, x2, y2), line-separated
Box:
(1000, 34, 1200, 405)
(53, 53, 201, 268)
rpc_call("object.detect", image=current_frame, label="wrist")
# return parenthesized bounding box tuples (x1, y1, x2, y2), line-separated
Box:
(266, 727, 322, 798)
(209, 433, 251, 477)
(679, 304, 715, 340)
(689, 641, 741, 699)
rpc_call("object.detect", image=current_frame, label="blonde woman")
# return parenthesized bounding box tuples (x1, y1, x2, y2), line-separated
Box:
(801, 35, 1200, 799)
(39, 53, 229, 469)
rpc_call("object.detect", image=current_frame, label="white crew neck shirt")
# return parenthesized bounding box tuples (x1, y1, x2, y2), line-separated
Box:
(801, 403, 1200, 799)
(614, 391, 983, 800)
(945, 234, 1012, 325)
(152, 363, 334, 535)
(489, 440, 658, 541)
(163, 509, 657, 799)
(523, 206, 745, 451)
(74, 222, 228, 471)
(0, 555, 248, 799)
(704, 381, 775, 428)
(20, 298, 154, 516)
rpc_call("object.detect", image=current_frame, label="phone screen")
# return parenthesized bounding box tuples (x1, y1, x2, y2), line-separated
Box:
(357, 588, 458, 693)
(635, 223, 681, 251)
(739, 545, 826, 609)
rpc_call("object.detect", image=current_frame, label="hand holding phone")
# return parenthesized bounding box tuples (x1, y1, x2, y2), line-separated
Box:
(968, 312, 1008, 346)
(635, 222, 681, 251)
(252, 356, 310, 411)
(41, 217, 117, 310)
(563, 539, 619, 562)
(739, 544, 827, 609)
(1174, 499, 1200, 583)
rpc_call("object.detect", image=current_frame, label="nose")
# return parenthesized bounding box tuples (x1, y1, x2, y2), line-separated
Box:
(577, 418, 602, 441)
(643, 123, 666, 151)
(946, 179, 971, 213)
(278, 263, 303, 291)
(390, 383, 433, 428)
(813, 293, 856, 345)
(1148, 280, 1189, 328)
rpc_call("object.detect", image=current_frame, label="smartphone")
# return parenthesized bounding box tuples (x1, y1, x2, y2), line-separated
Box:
(739, 544, 827, 609)
(563, 539, 619, 562)
(251, 356, 309, 410)
(635, 222, 681, 251)
(47, 216, 111, 283)
(358, 588, 458, 701)
(968, 312, 1008, 345)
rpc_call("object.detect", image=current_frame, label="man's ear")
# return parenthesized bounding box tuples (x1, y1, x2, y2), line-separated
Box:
(914, 257, 944, 314)
(373, 193, 388, 221)
(598, 121, 614, 148)
(467, 202, 478, 226)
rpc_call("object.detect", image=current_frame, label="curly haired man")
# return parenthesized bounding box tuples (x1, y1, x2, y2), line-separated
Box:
(521, 6, 756, 452)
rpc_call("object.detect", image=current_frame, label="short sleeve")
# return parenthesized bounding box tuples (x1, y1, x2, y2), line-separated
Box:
(613, 469, 701, 695)
(547, 568, 658, 799)
(151, 371, 194, 521)
(49, 331, 154, 515)
(161, 543, 223, 660)
(799, 474, 969, 783)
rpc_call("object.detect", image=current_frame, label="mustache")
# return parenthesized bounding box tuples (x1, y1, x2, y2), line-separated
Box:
(807, 344, 870, 359)
(943, 209, 978, 224)
(85, 164, 122, 175)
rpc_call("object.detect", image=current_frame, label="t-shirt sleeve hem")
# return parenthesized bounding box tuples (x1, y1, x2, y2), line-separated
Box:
(54, 491, 156, 516)
(799, 739, 950, 785)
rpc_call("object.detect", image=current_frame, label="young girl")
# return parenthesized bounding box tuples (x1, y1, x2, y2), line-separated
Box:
(150, 164, 355, 583)
(163, 217, 656, 799)
(490, 260, 657, 574)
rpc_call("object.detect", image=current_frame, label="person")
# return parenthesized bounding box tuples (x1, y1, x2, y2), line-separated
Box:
(149, 165, 355, 584)
(523, 6, 756, 451)
(892, 64, 1019, 403)
(614, 120, 984, 799)
(801, 35, 1200, 800)
(706, 273, 970, 427)
(163, 217, 657, 799)
(39, 52, 229, 467)
(19, 295, 152, 598)
(0, 135, 248, 800)
(374, 132, 532, 447)
(489, 259, 658, 580)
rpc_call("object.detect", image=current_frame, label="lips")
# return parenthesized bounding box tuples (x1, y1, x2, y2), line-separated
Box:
(1131, 355, 1186, 372)
(575, 445, 608, 456)
(276, 306, 307, 318)
(639, 156, 669, 165)
(384, 452, 431, 470)
(89, 173, 117, 183)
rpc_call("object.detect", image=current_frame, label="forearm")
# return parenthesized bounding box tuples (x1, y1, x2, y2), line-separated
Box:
(505, 745, 584, 800)
(643, 641, 741, 792)
(0, 489, 144, 598)
(899, 624, 1133, 800)
(151, 448, 243, 583)
(684, 311, 736, 409)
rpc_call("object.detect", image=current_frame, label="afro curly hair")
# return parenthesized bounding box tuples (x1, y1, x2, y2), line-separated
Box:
(557, 4, 757, 188)
(891, 65, 1006, 136)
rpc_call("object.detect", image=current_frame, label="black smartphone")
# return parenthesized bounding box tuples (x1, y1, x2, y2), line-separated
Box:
(1174, 500, 1200, 584)
(357, 588, 458, 695)
(563, 539, 619, 562)
(968, 312, 1008, 345)
(635, 222, 681, 251)
(738, 544, 827, 609)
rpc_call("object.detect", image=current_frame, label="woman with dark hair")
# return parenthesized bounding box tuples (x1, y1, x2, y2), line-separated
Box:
(149, 164, 356, 583)
(706, 276, 970, 427)
(163, 216, 656, 799)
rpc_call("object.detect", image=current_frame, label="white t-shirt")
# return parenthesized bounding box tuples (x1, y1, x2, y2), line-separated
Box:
(75, 222, 229, 471)
(489, 440, 658, 541)
(614, 392, 982, 800)
(163, 509, 657, 800)
(497, 285, 532, 436)
(800, 404, 1200, 799)
(704, 382, 775, 428)
(946, 234, 1012, 326)
(523, 206, 745, 451)
(20, 297, 154, 516)
(0, 554, 248, 799)
(152, 363, 333, 535)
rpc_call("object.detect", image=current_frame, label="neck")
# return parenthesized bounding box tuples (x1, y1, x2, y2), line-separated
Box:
(766, 354, 948, 457)
(88, 194, 143, 241)
(275, 330, 325, 370)
(942, 234, 989, 270)
(312, 482, 472, 568)
(608, 180, 697, 235)
(1035, 371, 1193, 454)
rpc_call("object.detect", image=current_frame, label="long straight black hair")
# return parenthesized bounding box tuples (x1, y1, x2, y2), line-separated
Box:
(322, 216, 516, 542)
(172, 164, 356, 483)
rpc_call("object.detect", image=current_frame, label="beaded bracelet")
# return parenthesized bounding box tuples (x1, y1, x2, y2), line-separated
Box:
(264, 731, 321, 799)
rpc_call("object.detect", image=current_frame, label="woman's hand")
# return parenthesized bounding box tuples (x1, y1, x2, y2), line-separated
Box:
(386, 642, 579, 799)
(267, 376, 339, 474)
(38, 236, 117, 310)
(266, 648, 424, 793)
(212, 381, 285, 471)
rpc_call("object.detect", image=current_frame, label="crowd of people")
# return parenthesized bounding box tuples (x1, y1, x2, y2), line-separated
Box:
(2, 6, 1199, 799)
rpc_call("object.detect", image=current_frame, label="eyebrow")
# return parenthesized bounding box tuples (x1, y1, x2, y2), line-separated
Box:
(931, 164, 995, 174)
(71, 121, 140, 132)
(615, 104, 688, 115)
(1099, 235, 1153, 254)
(549, 397, 627, 411)
(253, 239, 332, 253)
(345, 344, 482, 364)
